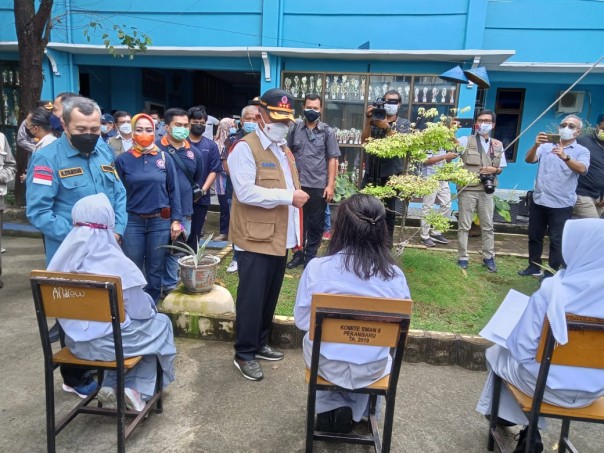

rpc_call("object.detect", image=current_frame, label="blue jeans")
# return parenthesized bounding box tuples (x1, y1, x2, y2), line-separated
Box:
(324, 204, 331, 232)
(162, 218, 192, 291)
(122, 214, 171, 303)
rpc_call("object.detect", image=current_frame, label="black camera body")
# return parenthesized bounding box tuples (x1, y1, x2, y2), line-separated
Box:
(479, 173, 496, 194)
(371, 98, 386, 121)
(192, 183, 203, 202)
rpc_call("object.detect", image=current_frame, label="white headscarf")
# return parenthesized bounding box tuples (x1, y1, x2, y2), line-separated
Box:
(48, 193, 146, 290)
(540, 218, 604, 344)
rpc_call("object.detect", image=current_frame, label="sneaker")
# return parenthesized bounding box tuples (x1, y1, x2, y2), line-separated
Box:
(213, 234, 228, 242)
(97, 386, 117, 408)
(124, 387, 146, 412)
(483, 258, 497, 273)
(518, 266, 543, 277)
(62, 381, 98, 399)
(421, 237, 436, 247)
(226, 260, 238, 273)
(457, 259, 468, 270)
(287, 252, 305, 269)
(539, 271, 554, 284)
(322, 231, 331, 240)
(0, 248, 5, 253)
(255, 345, 284, 361)
(513, 426, 543, 453)
(234, 357, 264, 381)
(430, 233, 449, 244)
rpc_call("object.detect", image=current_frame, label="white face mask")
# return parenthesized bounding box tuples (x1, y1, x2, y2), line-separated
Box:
(119, 123, 132, 135)
(261, 119, 289, 143)
(384, 104, 399, 116)
(477, 123, 493, 136)
(559, 126, 576, 141)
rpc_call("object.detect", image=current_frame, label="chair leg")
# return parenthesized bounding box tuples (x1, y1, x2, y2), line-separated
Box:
(155, 357, 163, 414)
(305, 384, 317, 453)
(45, 364, 56, 453)
(116, 369, 126, 453)
(558, 419, 571, 453)
(487, 374, 502, 452)
(382, 393, 397, 453)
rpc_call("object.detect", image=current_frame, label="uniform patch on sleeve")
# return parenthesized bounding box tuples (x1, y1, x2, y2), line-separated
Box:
(156, 159, 165, 169)
(32, 172, 53, 186)
(58, 167, 84, 178)
(186, 150, 195, 160)
(33, 165, 53, 174)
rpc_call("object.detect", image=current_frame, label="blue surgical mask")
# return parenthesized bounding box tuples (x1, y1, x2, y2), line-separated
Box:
(242, 122, 257, 134)
(100, 125, 108, 133)
(229, 127, 237, 135)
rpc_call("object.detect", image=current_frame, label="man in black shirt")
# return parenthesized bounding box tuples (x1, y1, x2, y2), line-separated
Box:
(574, 114, 604, 218)
(361, 89, 410, 246)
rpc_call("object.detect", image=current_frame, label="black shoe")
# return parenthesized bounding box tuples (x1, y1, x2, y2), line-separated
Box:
(430, 233, 449, 244)
(49, 322, 60, 343)
(518, 266, 543, 277)
(316, 407, 353, 433)
(457, 259, 468, 270)
(513, 426, 543, 453)
(255, 345, 284, 361)
(538, 270, 554, 283)
(234, 357, 264, 381)
(483, 258, 497, 273)
(287, 252, 305, 269)
(421, 237, 436, 247)
(484, 414, 516, 427)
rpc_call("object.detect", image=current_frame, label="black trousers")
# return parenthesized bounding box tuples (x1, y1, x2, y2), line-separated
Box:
(528, 201, 573, 270)
(234, 250, 287, 361)
(300, 187, 326, 261)
(361, 175, 396, 247)
(58, 324, 94, 387)
(187, 204, 209, 249)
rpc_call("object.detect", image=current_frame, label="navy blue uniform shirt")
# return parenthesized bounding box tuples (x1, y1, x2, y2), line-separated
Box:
(188, 136, 222, 206)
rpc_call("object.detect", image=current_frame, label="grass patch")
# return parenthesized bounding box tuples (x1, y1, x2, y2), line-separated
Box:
(215, 249, 540, 335)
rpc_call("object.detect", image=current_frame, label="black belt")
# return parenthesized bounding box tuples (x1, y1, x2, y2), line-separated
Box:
(132, 212, 161, 219)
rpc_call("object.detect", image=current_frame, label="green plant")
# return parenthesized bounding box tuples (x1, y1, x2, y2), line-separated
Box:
(159, 233, 214, 268)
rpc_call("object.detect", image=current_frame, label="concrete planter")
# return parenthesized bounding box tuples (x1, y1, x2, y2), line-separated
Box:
(178, 255, 220, 294)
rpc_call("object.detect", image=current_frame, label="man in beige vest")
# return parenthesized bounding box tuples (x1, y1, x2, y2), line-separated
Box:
(456, 110, 506, 272)
(227, 89, 309, 381)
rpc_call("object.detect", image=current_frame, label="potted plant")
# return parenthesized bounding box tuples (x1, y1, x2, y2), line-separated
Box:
(160, 234, 221, 294)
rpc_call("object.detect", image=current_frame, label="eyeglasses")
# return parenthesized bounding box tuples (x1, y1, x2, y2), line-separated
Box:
(384, 99, 400, 105)
(560, 123, 578, 129)
(476, 119, 493, 124)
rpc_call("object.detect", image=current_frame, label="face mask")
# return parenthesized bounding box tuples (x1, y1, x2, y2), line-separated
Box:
(170, 126, 189, 141)
(69, 133, 99, 154)
(153, 119, 158, 127)
(477, 123, 493, 135)
(596, 129, 604, 142)
(384, 104, 399, 116)
(303, 109, 321, 123)
(134, 133, 155, 148)
(118, 123, 132, 135)
(261, 118, 289, 143)
(25, 125, 36, 139)
(559, 127, 575, 141)
(50, 114, 63, 131)
(242, 122, 257, 134)
(190, 124, 204, 136)
(100, 125, 108, 133)
(229, 127, 237, 135)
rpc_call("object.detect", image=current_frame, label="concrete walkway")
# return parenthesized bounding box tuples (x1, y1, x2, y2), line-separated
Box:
(2, 236, 601, 452)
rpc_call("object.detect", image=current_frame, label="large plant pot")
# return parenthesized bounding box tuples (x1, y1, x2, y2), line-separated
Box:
(178, 255, 221, 294)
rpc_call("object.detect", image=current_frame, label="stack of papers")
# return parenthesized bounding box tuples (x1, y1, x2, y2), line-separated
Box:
(479, 289, 530, 348)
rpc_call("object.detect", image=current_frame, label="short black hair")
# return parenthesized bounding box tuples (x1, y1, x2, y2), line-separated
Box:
(384, 89, 401, 103)
(187, 106, 208, 121)
(113, 110, 131, 123)
(164, 108, 189, 125)
(55, 92, 76, 103)
(304, 93, 322, 107)
(596, 113, 604, 125)
(29, 107, 52, 131)
(476, 109, 496, 123)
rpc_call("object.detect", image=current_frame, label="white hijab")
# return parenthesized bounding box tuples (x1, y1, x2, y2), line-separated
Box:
(48, 193, 146, 290)
(540, 218, 604, 344)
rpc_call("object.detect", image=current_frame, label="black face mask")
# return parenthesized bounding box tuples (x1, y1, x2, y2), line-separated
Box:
(25, 125, 36, 139)
(70, 133, 99, 155)
(304, 109, 320, 123)
(190, 124, 205, 136)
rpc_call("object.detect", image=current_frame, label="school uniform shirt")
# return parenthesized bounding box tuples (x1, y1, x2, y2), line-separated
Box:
(114, 148, 182, 222)
(188, 136, 223, 206)
(156, 137, 204, 217)
(26, 134, 127, 263)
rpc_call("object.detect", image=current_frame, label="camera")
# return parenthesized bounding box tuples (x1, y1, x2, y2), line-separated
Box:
(479, 174, 496, 194)
(192, 183, 203, 203)
(371, 98, 386, 121)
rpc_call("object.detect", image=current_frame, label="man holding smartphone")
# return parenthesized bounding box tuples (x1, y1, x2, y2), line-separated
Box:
(519, 115, 590, 279)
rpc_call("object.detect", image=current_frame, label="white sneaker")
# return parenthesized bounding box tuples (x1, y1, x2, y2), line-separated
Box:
(226, 260, 238, 273)
(97, 386, 117, 408)
(124, 387, 146, 412)
(0, 248, 6, 253)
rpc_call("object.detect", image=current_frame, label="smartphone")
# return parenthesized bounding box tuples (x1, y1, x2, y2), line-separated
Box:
(545, 133, 560, 144)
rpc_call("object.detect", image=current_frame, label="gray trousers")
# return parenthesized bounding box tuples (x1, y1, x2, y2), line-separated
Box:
(573, 194, 604, 219)
(421, 181, 451, 238)
(457, 189, 494, 260)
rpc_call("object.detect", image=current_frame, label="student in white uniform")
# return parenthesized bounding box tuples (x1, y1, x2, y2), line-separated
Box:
(48, 193, 176, 411)
(476, 218, 604, 451)
(294, 194, 411, 432)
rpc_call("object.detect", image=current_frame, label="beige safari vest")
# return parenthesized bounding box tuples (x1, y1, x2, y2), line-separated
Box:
(229, 132, 301, 256)
(459, 135, 503, 192)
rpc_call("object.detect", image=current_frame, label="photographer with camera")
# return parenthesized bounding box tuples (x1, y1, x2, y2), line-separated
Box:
(361, 90, 410, 246)
(519, 115, 589, 280)
(456, 110, 506, 272)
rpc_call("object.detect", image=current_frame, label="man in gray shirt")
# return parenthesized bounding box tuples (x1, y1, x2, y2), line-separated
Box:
(519, 114, 590, 279)
(287, 94, 340, 268)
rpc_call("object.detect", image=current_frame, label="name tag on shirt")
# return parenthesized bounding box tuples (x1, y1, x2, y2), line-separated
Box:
(58, 167, 84, 178)
(260, 162, 276, 168)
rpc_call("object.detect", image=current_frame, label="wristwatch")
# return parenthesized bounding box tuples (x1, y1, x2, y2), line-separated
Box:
(564, 155, 572, 162)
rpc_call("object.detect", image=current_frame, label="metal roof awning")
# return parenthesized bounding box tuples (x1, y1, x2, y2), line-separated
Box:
(492, 61, 604, 74)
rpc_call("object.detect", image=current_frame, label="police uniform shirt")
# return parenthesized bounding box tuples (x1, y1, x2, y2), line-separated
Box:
(188, 136, 223, 206)
(156, 137, 204, 217)
(114, 148, 182, 221)
(25, 134, 127, 263)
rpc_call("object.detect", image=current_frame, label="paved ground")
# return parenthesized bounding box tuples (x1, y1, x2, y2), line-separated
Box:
(2, 235, 601, 453)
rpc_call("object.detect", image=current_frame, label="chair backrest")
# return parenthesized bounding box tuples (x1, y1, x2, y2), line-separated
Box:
(309, 293, 413, 347)
(536, 314, 604, 369)
(30, 270, 124, 323)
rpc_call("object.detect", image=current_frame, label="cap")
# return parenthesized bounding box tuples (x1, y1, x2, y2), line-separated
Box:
(101, 113, 114, 123)
(258, 89, 295, 122)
